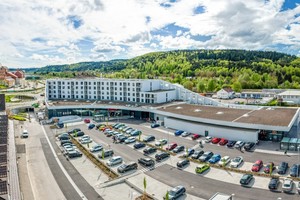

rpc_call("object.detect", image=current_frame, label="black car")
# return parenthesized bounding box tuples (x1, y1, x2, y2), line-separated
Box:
(118, 135, 128, 143)
(60, 139, 71, 145)
(138, 157, 155, 166)
(143, 147, 157, 155)
(68, 150, 82, 158)
(98, 149, 114, 159)
(164, 186, 186, 200)
(268, 178, 280, 190)
(199, 151, 214, 162)
(134, 142, 146, 149)
(240, 174, 253, 185)
(177, 159, 190, 168)
(278, 162, 288, 175)
(155, 152, 170, 161)
(68, 128, 81, 134)
(191, 150, 204, 159)
(59, 135, 70, 141)
(143, 135, 155, 142)
(227, 140, 236, 148)
(244, 142, 255, 151)
(172, 145, 184, 153)
(117, 162, 138, 173)
(72, 131, 85, 137)
(290, 164, 300, 177)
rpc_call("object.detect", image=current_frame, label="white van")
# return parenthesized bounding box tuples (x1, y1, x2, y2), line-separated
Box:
(22, 130, 29, 138)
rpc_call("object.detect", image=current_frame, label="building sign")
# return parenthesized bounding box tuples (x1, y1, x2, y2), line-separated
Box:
(0, 94, 5, 111)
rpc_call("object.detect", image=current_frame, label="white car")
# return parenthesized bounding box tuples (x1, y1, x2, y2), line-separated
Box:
(282, 178, 293, 193)
(79, 135, 90, 142)
(218, 156, 230, 166)
(107, 156, 123, 166)
(230, 156, 243, 168)
(181, 132, 191, 137)
(124, 136, 136, 144)
(234, 141, 245, 149)
(89, 144, 103, 152)
(81, 138, 92, 144)
(126, 128, 134, 134)
(204, 136, 212, 143)
(155, 139, 168, 146)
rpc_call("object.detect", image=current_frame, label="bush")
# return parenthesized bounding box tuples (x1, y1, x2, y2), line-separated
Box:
(9, 115, 26, 121)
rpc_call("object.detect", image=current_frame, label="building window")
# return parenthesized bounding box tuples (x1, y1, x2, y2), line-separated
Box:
(128, 98, 130, 101)
(133, 98, 135, 101)
(120, 92, 122, 95)
(120, 97, 122, 100)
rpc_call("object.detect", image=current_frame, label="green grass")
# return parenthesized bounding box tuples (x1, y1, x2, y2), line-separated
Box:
(5, 95, 15, 102)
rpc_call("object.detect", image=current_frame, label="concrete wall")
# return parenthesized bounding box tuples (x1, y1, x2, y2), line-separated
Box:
(164, 117, 258, 142)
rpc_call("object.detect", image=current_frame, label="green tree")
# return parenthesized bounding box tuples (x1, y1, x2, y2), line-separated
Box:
(232, 81, 242, 92)
(183, 80, 193, 91)
(207, 79, 216, 92)
(197, 81, 206, 93)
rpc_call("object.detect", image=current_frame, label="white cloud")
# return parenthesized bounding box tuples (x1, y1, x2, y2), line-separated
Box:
(0, 0, 300, 67)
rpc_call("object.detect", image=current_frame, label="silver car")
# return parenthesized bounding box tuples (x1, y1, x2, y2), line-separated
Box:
(282, 178, 293, 193)
(107, 156, 123, 166)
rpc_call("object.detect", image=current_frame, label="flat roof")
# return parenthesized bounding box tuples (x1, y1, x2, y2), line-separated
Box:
(278, 90, 300, 96)
(158, 104, 298, 127)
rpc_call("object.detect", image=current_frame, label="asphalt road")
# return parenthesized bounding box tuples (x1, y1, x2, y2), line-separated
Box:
(146, 164, 299, 200)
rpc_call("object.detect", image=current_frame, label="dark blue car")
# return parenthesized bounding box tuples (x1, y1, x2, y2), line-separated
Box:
(88, 123, 95, 129)
(174, 130, 184, 136)
(134, 142, 146, 149)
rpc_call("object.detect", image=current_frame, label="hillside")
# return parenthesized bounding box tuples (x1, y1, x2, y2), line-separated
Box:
(33, 49, 300, 92)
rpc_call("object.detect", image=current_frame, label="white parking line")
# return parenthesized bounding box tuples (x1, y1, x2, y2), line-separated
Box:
(41, 125, 87, 199)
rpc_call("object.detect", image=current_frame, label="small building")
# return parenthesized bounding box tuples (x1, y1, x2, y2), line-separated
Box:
(217, 88, 234, 99)
(277, 90, 300, 105)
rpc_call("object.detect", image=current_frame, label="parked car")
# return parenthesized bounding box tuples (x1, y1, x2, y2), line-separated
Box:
(117, 162, 138, 173)
(67, 150, 82, 158)
(195, 164, 210, 174)
(88, 123, 95, 129)
(174, 130, 184, 136)
(230, 156, 243, 168)
(90, 144, 103, 153)
(211, 137, 221, 144)
(218, 156, 230, 166)
(183, 148, 195, 157)
(107, 156, 123, 166)
(268, 178, 280, 190)
(98, 149, 114, 159)
(123, 127, 132, 132)
(58, 134, 70, 141)
(191, 150, 204, 159)
(166, 143, 178, 151)
(155, 152, 170, 161)
(172, 145, 184, 153)
(118, 135, 128, 143)
(81, 138, 92, 144)
(143, 147, 157, 155)
(251, 160, 263, 172)
(164, 186, 186, 200)
(219, 138, 228, 146)
(244, 142, 255, 151)
(297, 181, 300, 194)
(240, 174, 253, 186)
(68, 128, 81, 134)
(234, 141, 245, 149)
(138, 157, 155, 167)
(181, 132, 191, 137)
(60, 139, 71, 145)
(95, 123, 105, 129)
(124, 136, 136, 144)
(278, 162, 288, 175)
(79, 135, 90, 142)
(130, 130, 141, 136)
(134, 142, 146, 149)
(155, 139, 168, 146)
(199, 151, 214, 162)
(204, 136, 212, 143)
(290, 164, 300, 177)
(282, 178, 293, 193)
(177, 159, 190, 169)
(208, 154, 221, 164)
(143, 135, 155, 142)
(125, 128, 134, 134)
(227, 140, 236, 148)
(192, 134, 201, 140)
(84, 118, 90, 123)
(264, 162, 275, 174)
(151, 123, 160, 128)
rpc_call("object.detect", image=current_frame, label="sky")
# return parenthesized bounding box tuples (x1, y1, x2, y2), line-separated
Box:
(0, 0, 300, 68)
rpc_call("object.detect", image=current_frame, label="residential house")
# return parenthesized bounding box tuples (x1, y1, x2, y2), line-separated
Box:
(217, 88, 235, 99)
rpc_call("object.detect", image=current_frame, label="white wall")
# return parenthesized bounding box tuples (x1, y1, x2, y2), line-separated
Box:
(164, 117, 258, 142)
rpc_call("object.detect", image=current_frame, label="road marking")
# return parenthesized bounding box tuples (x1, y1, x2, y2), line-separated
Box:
(41, 125, 87, 199)
(139, 162, 166, 173)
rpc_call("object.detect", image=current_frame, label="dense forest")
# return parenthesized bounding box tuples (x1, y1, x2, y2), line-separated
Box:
(32, 49, 300, 92)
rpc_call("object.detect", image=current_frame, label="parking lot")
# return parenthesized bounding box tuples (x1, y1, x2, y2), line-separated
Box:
(53, 118, 300, 199)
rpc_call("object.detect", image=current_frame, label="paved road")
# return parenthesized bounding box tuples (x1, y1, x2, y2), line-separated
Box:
(146, 164, 299, 200)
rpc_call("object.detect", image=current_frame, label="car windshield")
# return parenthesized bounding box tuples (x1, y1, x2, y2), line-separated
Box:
(283, 183, 290, 187)
(233, 157, 240, 162)
(169, 189, 178, 196)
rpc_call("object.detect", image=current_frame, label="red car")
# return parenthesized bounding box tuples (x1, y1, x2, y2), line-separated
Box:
(192, 134, 200, 140)
(251, 160, 263, 172)
(211, 137, 221, 144)
(166, 143, 178, 151)
(84, 118, 91, 123)
(219, 138, 228, 145)
(264, 162, 275, 174)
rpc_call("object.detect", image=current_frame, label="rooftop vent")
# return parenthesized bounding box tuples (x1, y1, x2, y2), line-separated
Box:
(194, 109, 201, 112)
(216, 111, 224, 115)
(175, 106, 182, 109)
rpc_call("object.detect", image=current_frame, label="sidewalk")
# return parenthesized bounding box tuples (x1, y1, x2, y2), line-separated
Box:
(254, 141, 299, 156)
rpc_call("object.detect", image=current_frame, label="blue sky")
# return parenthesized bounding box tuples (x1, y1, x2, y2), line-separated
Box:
(0, 0, 300, 68)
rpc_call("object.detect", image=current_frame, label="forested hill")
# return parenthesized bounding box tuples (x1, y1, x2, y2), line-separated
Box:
(35, 49, 300, 91)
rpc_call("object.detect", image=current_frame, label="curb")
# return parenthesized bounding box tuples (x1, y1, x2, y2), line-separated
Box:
(124, 178, 158, 200)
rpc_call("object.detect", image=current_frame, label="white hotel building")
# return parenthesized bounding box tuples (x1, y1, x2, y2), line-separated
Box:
(46, 78, 219, 105)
